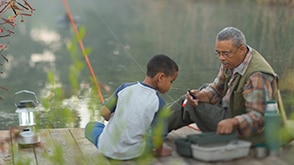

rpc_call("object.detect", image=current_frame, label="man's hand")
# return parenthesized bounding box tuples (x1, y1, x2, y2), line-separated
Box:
(185, 89, 199, 107)
(216, 118, 239, 134)
(186, 89, 211, 107)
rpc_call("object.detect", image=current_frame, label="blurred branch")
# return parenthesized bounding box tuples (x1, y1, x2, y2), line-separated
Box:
(0, 0, 35, 98)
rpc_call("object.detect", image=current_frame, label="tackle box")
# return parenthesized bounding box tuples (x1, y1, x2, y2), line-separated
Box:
(175, 132, 251, 161)
(187, 132, 237, 145)
(191, 140, 251, 161)
(174, 138, 193, 157)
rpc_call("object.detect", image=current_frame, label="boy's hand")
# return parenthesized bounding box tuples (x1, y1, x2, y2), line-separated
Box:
(100, 106, 112, 121)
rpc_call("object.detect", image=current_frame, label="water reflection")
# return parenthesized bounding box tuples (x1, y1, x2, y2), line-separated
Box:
(29, 50, 56, 67)
(0, 112, 17, 128)
(56, 14, 81, 28)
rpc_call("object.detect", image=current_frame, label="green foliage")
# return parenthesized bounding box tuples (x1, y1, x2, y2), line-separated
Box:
(44, 145, 64, 165)
(152, 106, 171, 149)
(37, 26, 98, 129)
(15, 157, 33, 165)
(38, 71, 80, 128)
(87, 91, 103, 121)
(13, 144, 34, 165)
(67, 27, 86, 93)
(281, 114, 294, 141)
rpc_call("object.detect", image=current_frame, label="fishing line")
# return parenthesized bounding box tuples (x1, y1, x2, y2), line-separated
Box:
(89, 1, 176, 103)
(92, 9, 145, 74)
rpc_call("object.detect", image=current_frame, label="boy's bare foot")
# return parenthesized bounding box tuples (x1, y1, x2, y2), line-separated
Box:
(155, 143, 172, 157)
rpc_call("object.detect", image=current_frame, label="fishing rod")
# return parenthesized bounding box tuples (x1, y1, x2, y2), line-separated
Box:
(61, 0, 104, 104)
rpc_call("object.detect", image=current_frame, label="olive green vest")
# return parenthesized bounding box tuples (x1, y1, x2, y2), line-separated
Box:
(223, 49, 277, 117)
(223, 49, 278, 144)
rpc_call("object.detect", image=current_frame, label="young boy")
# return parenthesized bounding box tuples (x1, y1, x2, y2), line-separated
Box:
(85, 54, 178, 160)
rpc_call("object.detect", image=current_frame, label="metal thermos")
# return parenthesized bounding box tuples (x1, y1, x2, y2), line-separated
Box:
(264, 100, 281, 156)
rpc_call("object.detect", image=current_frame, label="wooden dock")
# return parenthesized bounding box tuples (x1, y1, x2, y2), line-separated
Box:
(0, 127, 293, 165)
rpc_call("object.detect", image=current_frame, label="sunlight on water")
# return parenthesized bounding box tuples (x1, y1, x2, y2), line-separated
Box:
(62, 95, 104, 128)
(29, 50, 56, 67)
(30, 28, 61, 44)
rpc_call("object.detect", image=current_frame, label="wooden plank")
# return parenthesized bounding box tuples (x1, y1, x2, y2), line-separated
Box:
(282, 142, 294, 164)
(47, 129, 87, 165)
(69, 128, 161, 165)
(10, 129, 38, 165)
(157, 156, 191, 165)
(33, 129, 60, 165)
(69, 128, 111, 165)
(0, 130, 13, 165)
(1, 127, 294, 165)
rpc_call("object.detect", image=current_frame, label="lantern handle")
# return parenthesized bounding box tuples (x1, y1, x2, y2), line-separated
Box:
(14, 90, 39, 107)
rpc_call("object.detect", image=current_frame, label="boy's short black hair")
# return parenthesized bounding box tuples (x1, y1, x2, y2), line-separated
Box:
(146, 54, 178, 78)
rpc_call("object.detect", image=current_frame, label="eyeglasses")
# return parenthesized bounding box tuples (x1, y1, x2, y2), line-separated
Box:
(214, 50, 234, 58)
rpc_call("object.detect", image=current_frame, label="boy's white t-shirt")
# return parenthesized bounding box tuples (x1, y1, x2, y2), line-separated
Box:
(98, 81, 165, 160)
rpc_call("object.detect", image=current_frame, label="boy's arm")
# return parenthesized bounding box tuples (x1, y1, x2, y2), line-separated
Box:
(100, 88, 119, 121)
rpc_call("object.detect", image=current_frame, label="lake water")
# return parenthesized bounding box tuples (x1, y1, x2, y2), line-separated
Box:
(1, 0, 294, 129)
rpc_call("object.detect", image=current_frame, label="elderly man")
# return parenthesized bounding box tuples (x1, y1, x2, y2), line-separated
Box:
(168, 27, 278, 144)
